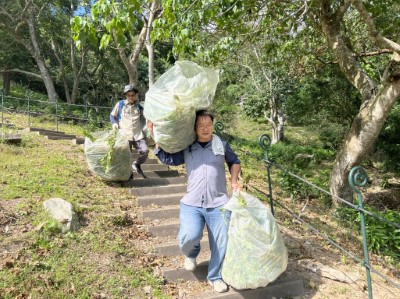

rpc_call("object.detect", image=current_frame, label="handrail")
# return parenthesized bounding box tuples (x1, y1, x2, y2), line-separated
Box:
(252, 133, 400, 298)
(0, 92, 113, 131)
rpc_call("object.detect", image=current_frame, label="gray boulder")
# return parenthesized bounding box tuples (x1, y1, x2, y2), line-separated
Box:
(43, 198, 80, 232)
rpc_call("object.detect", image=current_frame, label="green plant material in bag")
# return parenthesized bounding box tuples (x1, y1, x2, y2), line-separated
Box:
(144, 61, 219, 153)
(222, 191, 288, 289)
(84, 130, 132, 181)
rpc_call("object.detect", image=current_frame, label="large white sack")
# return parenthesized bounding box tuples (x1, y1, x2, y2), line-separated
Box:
(144, 61, 219, 153)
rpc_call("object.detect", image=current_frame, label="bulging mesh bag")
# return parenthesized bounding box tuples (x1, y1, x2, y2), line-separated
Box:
(222, 191, 288, 290)
(84, 130, 132, 181)
(144, 61, 219, 153)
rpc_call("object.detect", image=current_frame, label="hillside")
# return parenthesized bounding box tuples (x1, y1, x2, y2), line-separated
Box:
(1, 112, 399, 298)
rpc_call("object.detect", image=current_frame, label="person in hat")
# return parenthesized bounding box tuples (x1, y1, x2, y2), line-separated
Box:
(110, 84, 148, 174)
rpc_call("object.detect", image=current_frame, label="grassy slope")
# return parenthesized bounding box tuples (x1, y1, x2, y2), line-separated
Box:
(0, 113, 168, 298)
(1, 111, 399, 298)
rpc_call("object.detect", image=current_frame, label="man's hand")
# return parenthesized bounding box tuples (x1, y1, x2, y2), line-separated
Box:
(112, 123, 119, 130)
(146, 120, 154, 134)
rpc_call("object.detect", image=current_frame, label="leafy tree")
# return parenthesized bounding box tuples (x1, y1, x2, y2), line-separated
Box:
(0, 0, 63, 102)
(71, 0, 162, 86)
(155, 0, 400, 203)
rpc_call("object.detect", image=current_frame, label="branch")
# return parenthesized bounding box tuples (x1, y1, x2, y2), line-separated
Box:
(351, 0, 400, 53)
(253, 47, 271, 85)
(334, 0, 351, 22)
(356, 49, 392, 58)
(0, 5, 14, 21)
(242, 64, 262, 92)
(319, 0, 376, 101)
(1, 69, 42, 80)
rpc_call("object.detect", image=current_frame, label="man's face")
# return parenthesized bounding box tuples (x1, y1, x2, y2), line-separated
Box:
(195, 116, 213, 142)
(125, 91, 137, 104)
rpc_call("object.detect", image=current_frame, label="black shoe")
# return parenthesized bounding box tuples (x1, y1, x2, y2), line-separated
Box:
(132, 163, 142, 174)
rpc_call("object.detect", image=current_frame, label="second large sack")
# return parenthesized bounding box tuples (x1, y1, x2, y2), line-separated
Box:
(144, 61, 219, 153)
(222, 191, 288, 290)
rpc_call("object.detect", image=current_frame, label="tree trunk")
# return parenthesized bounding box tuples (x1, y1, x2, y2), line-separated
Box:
(318, 1, 400, 203)
(118, 46, 139, 85)
(145, 1, 161, 87)
(26, 3, 58, 102)
(329, 80, 400, 202)
(146, 42, 155, 86)
(51, 38, 71, 103)
(70, 32, 87, 104)
(2, 72, 11, 95)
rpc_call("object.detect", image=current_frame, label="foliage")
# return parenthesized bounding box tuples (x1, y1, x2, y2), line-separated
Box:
(285, 65, 361, 126)
(335, 207, 400, 258)
(376, 103, 400, 173)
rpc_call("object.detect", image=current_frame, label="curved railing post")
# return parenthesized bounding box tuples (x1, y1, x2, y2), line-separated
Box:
(259, 134, 274, 215)
(348, 166, 372, 299)
(214, 121, 224, 136)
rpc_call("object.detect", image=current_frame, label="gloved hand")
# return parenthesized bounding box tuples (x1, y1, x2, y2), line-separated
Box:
(112, 123, 119, 130)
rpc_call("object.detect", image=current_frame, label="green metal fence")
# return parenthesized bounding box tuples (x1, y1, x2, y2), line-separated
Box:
(257, 133, 399, 298)
(214, 123, 400, 298)
(0, 91, 113, 131)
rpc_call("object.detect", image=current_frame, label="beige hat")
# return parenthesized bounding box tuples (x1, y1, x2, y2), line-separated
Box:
(123, 84, 139, 94)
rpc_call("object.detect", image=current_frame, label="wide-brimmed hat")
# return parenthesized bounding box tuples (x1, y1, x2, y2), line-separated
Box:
(123, 84, 139, 94)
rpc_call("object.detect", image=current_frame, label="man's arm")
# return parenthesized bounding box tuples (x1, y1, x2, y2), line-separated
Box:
(230, 164, 241, 191)
(224, 142, 241, 191)
(154, 147, 185, 166)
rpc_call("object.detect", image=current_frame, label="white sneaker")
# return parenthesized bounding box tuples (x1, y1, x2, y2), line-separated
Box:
(208, 279, 228, 293)
(184, 257, 197, 271)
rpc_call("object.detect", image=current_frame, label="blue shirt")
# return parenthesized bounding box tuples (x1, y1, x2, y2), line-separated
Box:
(154, 138, 240, 208)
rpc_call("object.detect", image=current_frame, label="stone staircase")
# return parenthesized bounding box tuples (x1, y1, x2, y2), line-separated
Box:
(23, 127, 85, 144)
(126, 153, 305, 298)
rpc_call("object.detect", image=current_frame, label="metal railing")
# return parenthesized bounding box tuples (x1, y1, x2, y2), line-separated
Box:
(0, 91, 113, 131)
(214, 122, 400, 298)
(257, 133, 399, 298)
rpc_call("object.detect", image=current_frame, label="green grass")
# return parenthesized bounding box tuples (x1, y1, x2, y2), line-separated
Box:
(0, 117, 171, 298)
(2, 96, 400, 296)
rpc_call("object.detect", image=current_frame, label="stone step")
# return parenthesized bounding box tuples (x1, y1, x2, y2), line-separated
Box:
(124, 177, 186, 188)
(142, 207, 180, 220)
(142, 158, 159, 164)
(131, 170, 180, 180)
(163, 261, 209, 283)
(148, 223, 180, 237)
(131, 184, 187, 197)
(137, 194, 183, 207)
(24, 127, 66, 134)
(140, 164, 169, 171)
(1, 134, 22, 144)
(190, 276, 305, 299)
(155, 239, 209, 256)
(46, 135, 77, 140)
(37, 130, 75, 137)
(72, 137, 85, 145)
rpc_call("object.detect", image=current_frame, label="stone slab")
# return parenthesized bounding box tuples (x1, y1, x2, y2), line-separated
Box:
(140, 164, 169, 171)
(142, 207, 180, 220)
(148, 223, 179, 237)
(124, 177, 186, 187)
(1, 134, 22, 144)
(155, 239, 209, 256)
(130, 170, 180, 180)
(163, 261, 209, 283)
(191, 276, 305, 299)
(130, 184, 187, 197)
(137, 194, 183, 207)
